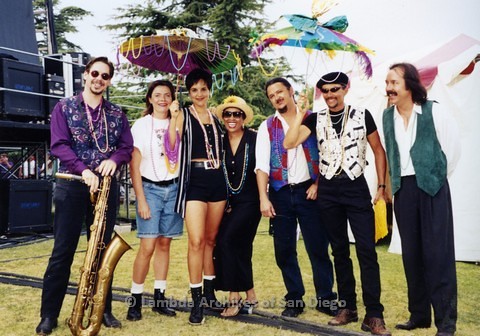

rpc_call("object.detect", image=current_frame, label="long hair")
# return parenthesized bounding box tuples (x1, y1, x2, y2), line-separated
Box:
(185, 68, 212, 91)
(142, 80, 175, 117)
(390, 63, 427, 105)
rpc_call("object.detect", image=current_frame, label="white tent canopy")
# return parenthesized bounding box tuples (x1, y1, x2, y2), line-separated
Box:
(314, 34, 480, 262)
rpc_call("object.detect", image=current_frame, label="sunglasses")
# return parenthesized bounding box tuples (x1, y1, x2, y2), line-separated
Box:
(89, 70, 111, 81)
(222, 111, 245, 119)
(320, 86, 344, 94)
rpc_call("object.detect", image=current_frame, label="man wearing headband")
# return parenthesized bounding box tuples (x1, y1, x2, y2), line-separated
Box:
(284, 72, 390, 335)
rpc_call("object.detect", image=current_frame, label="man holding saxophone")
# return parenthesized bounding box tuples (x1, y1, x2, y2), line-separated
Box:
(36, 56, 133, 335)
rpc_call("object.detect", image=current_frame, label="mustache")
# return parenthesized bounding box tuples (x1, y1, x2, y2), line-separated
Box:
(386, 90, 397, 96)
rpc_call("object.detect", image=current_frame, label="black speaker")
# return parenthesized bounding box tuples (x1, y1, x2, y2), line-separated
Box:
(0, 58, 45, 120)
(0, 1, 39, 64)
(44, 54, 64, 77)
(0, 180, 53, 234)
(45, 74, 65, 116)
(70, 52, 91, 95)
(43, 52, 91, 96)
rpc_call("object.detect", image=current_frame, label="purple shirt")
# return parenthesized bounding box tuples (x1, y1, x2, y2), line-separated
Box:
(50, 94, 133, 175)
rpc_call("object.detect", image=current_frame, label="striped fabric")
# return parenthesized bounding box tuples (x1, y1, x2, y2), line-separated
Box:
(174, 106, 225, 217)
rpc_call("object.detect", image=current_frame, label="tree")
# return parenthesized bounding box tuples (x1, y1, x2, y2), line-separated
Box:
(33, 0, 92, 53)
(103, 0, 302, 122)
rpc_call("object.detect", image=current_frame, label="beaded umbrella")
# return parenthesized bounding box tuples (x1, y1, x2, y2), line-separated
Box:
(119, 28, 240, 77)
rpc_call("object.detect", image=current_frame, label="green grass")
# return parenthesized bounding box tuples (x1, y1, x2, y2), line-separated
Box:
(0, 218, 479, 335)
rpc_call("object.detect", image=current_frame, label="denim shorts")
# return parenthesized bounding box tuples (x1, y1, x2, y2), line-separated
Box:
(136, 181, 183, 238)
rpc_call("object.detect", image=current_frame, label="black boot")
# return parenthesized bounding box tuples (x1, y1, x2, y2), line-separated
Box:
(152, 289, 176, 317)
(126, 293, 142, 321)
(189, 287, 205, 325)
(35, 317, 58, 335)
(203, 279, 223, 311)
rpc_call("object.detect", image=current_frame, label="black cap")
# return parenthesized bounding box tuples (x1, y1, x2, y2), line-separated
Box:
(316, 71, 349, 89)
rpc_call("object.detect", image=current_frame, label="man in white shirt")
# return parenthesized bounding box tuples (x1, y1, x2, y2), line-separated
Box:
(255, 77, 335, 318)
(383, 63, 461, 336)
(22, 155, 37, 179)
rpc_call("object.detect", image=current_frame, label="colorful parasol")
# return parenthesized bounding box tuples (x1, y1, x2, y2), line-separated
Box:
(249, 1, 374, 78)
(119, 28, 241, 77)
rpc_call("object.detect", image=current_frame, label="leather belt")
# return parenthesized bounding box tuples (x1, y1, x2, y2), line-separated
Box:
(285, 179, 312, 190)
(331, 170, 350, 179)
(191, 161, 220, 170)
(141, 176, 178, 186)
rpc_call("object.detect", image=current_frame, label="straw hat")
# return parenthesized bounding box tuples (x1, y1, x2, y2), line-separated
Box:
(216, 96, 254, 124)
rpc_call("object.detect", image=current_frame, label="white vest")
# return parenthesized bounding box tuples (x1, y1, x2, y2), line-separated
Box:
(316, 106, 368, 180)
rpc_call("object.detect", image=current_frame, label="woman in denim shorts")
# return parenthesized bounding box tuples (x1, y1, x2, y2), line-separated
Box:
(126, 80, 183, 321)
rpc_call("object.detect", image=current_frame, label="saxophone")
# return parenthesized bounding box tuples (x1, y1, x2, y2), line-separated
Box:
(59, 174, 132, 336)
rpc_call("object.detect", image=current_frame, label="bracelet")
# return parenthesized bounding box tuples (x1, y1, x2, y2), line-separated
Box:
(378, 184, 386, 189)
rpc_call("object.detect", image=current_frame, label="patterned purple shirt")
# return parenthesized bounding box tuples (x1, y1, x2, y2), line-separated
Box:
(50, 94, 133, 175)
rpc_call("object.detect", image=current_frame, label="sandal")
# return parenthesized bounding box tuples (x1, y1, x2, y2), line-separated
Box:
(242, 300, 258, 314)
(220, 299, 243, 318)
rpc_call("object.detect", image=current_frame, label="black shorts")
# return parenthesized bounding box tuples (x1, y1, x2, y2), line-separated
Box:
(186, 162, 227, 202)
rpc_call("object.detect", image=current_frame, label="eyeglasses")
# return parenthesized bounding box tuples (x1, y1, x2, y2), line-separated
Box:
(319, 86, 344, 94)
(89, 70, 111, 81)
(222, 111, 245, 119)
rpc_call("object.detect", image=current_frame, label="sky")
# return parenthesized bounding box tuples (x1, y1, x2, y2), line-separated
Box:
(59, 0, 480, 86)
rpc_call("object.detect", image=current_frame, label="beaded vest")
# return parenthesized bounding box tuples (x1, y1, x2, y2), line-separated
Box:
(316, 106, 368, 180)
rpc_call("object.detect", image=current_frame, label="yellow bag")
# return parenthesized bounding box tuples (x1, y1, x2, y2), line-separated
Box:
(374, 199, 388, 242)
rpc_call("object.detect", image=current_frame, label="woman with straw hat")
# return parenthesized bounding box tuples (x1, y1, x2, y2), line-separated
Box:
(214, 96, 261, 317)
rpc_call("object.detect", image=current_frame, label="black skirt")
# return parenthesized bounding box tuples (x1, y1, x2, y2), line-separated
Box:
(214, 200, 261, 292)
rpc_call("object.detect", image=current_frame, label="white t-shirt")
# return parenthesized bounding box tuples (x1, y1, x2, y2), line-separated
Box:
(23, 159, 36, 177)
(131, 114, 179, 181)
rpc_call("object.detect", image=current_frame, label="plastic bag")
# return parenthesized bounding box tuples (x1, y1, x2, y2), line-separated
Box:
(374, 199, 388, 242)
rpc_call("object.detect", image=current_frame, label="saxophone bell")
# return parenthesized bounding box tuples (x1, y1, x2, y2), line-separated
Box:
(67, 176, 132, 336)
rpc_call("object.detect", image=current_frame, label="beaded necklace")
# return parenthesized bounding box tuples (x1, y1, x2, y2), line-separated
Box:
(330, 110, 345, 125)
(273, 117, 297, 176)
(150, 115, 175, 180)
(190, 105, 220, 169)
(163, 128, 180, 174)
(222, 142, 249, 195)
(84, 101, 109, 154)
(325, 106, 349, 176)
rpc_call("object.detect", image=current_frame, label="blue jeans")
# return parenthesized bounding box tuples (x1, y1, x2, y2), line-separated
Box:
(269, 183, 334, 302)
(40, 178, 118, 318)
(136, 181, 183, 238)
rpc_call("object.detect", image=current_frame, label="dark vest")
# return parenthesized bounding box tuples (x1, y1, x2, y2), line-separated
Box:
(59, 96, 125, 172)
(383, 100, 447, 196)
